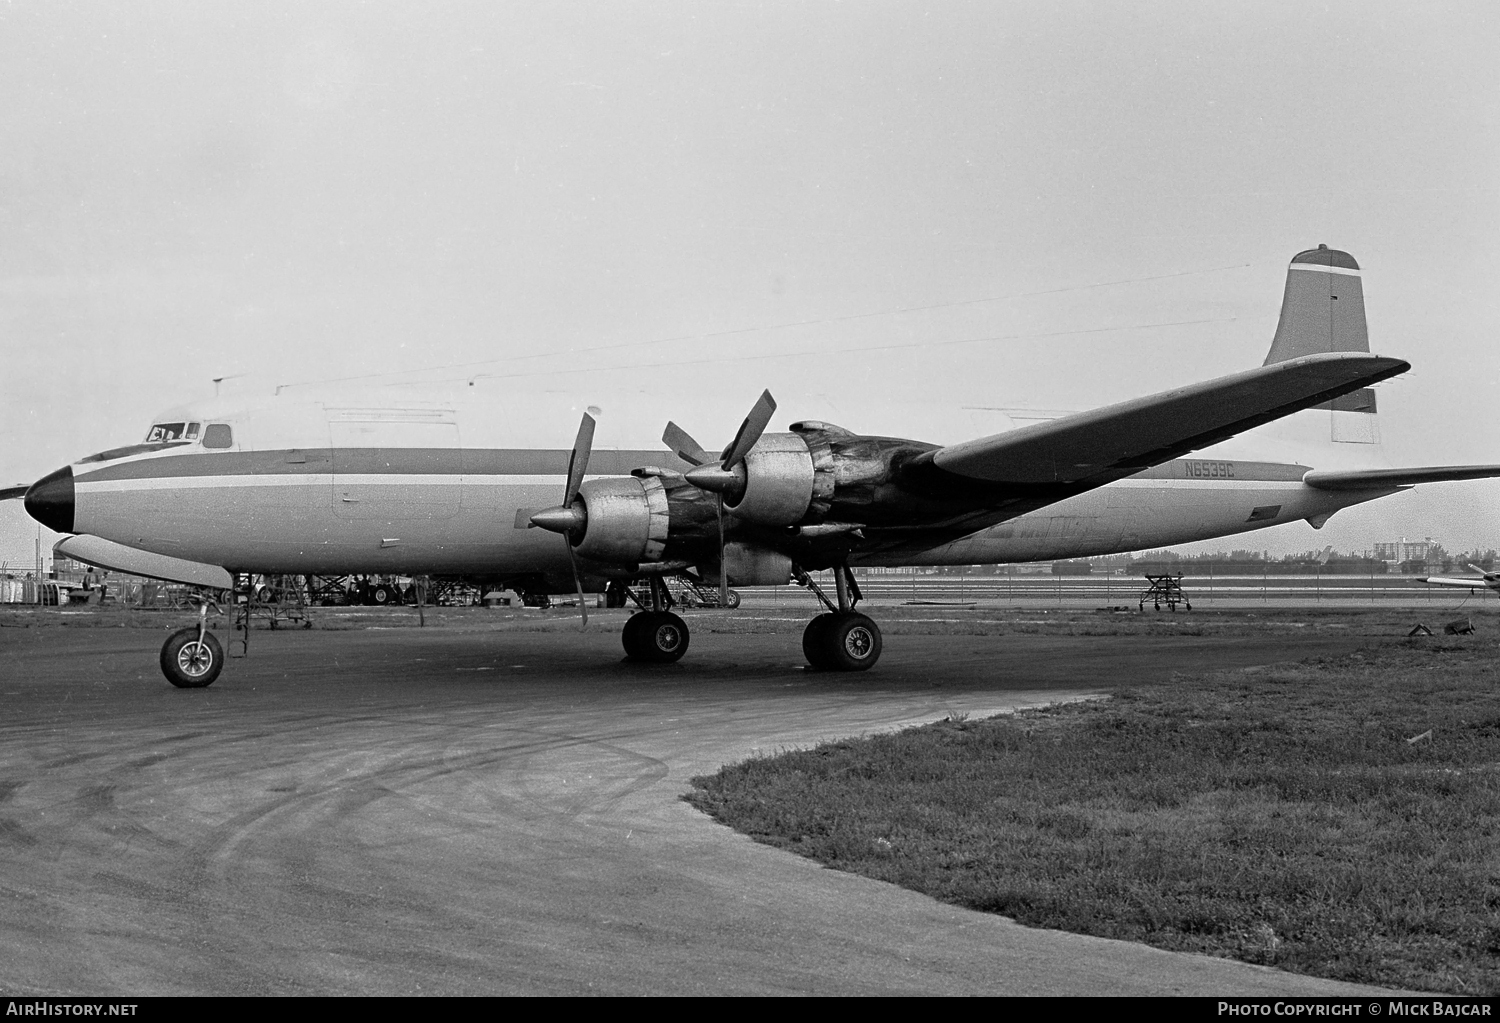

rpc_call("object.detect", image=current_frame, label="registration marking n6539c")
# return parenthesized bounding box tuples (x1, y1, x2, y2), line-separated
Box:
(1183, 460, 1234, 479)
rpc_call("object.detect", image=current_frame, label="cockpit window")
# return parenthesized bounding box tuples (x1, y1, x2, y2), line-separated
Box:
(144, 423, 187, 442)
(202, 423, 233, 449)
(186, 422, 201, 440)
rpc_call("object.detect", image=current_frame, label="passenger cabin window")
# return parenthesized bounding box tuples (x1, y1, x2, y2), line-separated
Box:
(144, 423, 187, 442)
(202, 424, 233, 449)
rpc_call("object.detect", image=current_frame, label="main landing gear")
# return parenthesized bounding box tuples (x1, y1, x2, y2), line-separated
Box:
(621, 575, 690, 663)
(797, 565, 882, 672)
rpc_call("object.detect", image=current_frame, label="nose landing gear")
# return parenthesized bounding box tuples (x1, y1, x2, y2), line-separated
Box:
(797, 564, 882, 671)
(160, 596, 224, 688)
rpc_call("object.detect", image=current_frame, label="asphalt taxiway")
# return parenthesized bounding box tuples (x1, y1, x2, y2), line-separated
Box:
(0, 609, 1406, 995)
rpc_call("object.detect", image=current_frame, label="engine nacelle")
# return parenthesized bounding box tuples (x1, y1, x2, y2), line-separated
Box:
(706, 542, 793, 588)
(722, 432, 836, 527)
(572, 475, 670, 564)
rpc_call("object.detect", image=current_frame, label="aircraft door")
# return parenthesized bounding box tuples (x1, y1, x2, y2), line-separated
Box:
(327, 408, 462, 521)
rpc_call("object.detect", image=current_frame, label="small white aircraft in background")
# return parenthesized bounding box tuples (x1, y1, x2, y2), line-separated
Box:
(5, 244, 1499, 687)
(1419, 565, 1500, 597)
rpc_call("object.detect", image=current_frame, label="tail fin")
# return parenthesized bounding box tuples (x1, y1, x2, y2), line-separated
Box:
(1264, 244, 1369, 364)
(1264, 244, 1378, 443)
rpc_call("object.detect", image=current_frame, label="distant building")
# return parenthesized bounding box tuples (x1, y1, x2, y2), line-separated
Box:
(1374, 538, 1434, 564)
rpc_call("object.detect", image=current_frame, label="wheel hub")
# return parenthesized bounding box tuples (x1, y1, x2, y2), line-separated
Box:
(844, 626, 874, 659)
(176, 642, 213, 677)
(654, 623, 683, 652)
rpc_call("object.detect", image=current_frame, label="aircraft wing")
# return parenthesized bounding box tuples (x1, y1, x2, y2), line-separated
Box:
(930, 352, 1408, 485)
(0, 484, 28, 501)
(1302, 465, 1500, 491)
(53, 535, 233, 589)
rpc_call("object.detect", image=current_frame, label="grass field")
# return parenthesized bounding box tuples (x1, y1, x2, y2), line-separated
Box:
(687, 632, 1500, 994)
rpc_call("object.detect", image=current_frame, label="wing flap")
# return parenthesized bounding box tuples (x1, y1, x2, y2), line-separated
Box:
(932, 353, 1408, 485)
(1303, 465, 1500, 491)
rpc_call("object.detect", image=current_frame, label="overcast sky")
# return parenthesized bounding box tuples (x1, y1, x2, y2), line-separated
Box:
(2, 1, 1497, 565)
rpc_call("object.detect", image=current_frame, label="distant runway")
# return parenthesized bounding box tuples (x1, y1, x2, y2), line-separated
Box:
(744, 572, 1494, 611)
(0, 610, 1408, 995)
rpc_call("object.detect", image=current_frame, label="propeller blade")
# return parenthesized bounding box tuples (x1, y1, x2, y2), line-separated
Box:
(563, 412, 597, 506)
(719, 390, 776, 470)
(560, 411, 597, 630)
(663, 422, 710, 466)
(717, 496, 728, 606)
(566, 541, 588, 631)
(0, 484, 29, 501)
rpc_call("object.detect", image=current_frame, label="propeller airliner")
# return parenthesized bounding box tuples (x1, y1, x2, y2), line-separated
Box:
(1419, 565, 1500, 597)
(7, 245, 1499, 687)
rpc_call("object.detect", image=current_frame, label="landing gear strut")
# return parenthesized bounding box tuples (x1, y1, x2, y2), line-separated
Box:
(622, 575, 690, 663)
(797, 564, 882, 671)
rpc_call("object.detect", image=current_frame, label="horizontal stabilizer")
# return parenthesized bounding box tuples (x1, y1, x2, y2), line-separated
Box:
(932, 352, 1408, 485)
(0, 484, 28, 501)
(54, 535, 233, 590)
(1302, 465, 1500, 491)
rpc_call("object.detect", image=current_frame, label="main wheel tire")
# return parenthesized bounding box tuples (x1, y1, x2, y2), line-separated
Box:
(160, 627, 224, 688)
(802, 613, 838, 669)
(723, 589, 742, 609)
(621, 612, 649, 659)
(624, 611, 690, 663)
(644, 611, 689, 663)
(823, 612, 883, 672)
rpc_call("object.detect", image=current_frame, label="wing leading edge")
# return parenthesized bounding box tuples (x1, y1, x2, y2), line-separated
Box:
(930, 352, 1408, 486)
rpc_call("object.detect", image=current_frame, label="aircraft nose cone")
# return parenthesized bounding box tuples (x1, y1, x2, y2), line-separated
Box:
(24, 466, 75, 533)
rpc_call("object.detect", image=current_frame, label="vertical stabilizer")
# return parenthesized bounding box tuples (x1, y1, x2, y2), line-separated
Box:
(1264, 244, 1368, 364)
(1263, 245, 1378, 443)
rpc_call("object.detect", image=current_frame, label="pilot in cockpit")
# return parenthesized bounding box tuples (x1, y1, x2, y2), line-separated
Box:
(144, 422, 201, 443)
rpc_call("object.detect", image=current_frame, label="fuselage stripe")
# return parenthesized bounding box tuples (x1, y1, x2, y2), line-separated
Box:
(76, 473, 583, 493)
(75, 474, 1316, 495)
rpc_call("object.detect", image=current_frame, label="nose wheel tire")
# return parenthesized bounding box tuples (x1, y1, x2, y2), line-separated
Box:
(803, 612, 882, 672)
(160, 627, 224, 688)
(622, 610, 690, 663)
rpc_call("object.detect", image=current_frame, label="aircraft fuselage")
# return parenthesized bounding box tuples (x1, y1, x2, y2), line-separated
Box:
(54, 440, 1394, 579)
